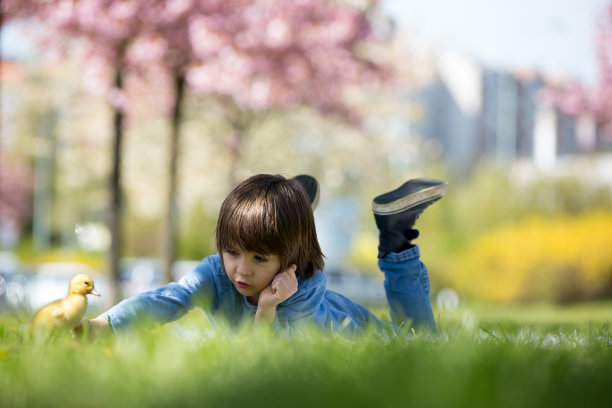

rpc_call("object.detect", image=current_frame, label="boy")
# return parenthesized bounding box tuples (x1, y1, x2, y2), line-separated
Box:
(83, 174, 447, 336)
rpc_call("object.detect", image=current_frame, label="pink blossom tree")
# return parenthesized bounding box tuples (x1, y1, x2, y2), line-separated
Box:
(591, 3, 612, 129)
(543, 2, 612, 143)
(127, 1, 198, 286)
(132, 0, 389, 284)
(0, 158, 32, 248)
(186, 0, 387, 185)
(3, 0, 390, 292)
(3, 0, 148, 302)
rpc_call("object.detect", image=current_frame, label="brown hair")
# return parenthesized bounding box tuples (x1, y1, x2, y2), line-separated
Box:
(215, 174, 324, 279)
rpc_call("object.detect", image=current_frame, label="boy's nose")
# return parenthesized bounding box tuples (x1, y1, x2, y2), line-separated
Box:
(236, 258, 251, 276)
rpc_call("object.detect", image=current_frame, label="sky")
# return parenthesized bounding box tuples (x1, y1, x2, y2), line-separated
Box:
(383, 0, 610, 84)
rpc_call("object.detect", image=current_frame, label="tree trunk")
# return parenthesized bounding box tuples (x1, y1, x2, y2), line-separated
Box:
(227, 127, 245, 189)
(108, 67, 124, 305)
(162, 74, 186, 284)
(224, 102, 250, 188)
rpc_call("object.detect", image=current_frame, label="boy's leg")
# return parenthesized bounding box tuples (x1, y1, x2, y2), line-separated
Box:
(372, 178, 448, 332)
(379, 246, 436, 331)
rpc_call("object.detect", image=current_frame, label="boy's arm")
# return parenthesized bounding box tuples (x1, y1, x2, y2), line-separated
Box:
(81, 256, 218, 335)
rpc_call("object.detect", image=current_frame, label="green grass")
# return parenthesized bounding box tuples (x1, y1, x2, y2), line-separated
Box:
(1, 303, 611, 408)
(436, 300, 612, 331)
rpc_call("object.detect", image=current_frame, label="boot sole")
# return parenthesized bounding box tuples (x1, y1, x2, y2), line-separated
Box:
(372, 178, 448, 215)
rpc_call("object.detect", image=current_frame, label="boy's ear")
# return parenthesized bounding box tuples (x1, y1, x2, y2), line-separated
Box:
(286, 264, 298, 279)
(278, 263, 298, 275)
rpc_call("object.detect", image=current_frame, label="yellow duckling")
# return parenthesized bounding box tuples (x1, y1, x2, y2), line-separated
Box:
(30, 273, 100, 334)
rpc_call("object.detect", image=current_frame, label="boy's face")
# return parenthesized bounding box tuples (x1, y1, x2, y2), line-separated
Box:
(222, 249, 282, 305)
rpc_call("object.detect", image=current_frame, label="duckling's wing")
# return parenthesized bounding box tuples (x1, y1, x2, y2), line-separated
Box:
(49, 305, 65, 320)
(31, 300, 66, 331)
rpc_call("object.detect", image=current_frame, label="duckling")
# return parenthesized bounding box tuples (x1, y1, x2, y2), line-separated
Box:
(30, 273, 101, 334)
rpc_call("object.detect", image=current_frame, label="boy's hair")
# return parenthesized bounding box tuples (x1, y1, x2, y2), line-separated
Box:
(216, 174, 324, 279)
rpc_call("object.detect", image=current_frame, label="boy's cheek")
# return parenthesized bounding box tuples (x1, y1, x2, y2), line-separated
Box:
(260, 278, 274, 290)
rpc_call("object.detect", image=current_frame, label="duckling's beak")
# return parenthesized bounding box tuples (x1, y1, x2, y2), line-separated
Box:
(90, 288, 101, 297)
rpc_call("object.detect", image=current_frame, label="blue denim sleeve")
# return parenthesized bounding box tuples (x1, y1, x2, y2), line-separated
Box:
(99, 257, 218, 332)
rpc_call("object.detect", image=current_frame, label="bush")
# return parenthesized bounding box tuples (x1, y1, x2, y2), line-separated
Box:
(448, 212, 612, 303)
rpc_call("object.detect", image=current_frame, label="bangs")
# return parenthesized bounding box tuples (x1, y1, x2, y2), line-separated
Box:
(217, 195, 286, 257)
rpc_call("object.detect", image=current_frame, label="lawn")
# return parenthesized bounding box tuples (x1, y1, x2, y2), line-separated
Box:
(1, 302, 611, 408)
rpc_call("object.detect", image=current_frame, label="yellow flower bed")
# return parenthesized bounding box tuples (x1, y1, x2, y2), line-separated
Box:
(451, 212, 612, 303)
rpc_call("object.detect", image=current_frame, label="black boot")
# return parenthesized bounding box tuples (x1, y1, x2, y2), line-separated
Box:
(373, 178, 448, 258)
(292, 174, 320, 210)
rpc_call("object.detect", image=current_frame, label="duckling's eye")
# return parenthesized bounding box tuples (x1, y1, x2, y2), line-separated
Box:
(84, 282, 90, 286)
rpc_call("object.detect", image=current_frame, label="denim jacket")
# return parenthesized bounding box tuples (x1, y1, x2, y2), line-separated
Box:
(100, 254, 386, 335)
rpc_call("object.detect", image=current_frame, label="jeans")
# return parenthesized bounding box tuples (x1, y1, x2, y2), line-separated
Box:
(380, 245, 436, 332)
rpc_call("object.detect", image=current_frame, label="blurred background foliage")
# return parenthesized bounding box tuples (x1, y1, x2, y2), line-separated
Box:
(349, 165, 612, 303)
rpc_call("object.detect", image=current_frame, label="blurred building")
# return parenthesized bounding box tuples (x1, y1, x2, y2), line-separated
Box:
(410, 52, 612, 180)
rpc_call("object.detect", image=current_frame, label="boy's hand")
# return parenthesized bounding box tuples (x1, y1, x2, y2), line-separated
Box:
(255, 265, 298, 325)
(73, 317, 112, 339)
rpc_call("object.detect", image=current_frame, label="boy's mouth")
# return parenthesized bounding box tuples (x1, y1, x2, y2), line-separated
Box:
(235, 281, 250, 289)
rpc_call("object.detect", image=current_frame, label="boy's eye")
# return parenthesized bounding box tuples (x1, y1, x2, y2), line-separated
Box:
(226, 249, 240, 256)
(254, 255, 268, 262)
